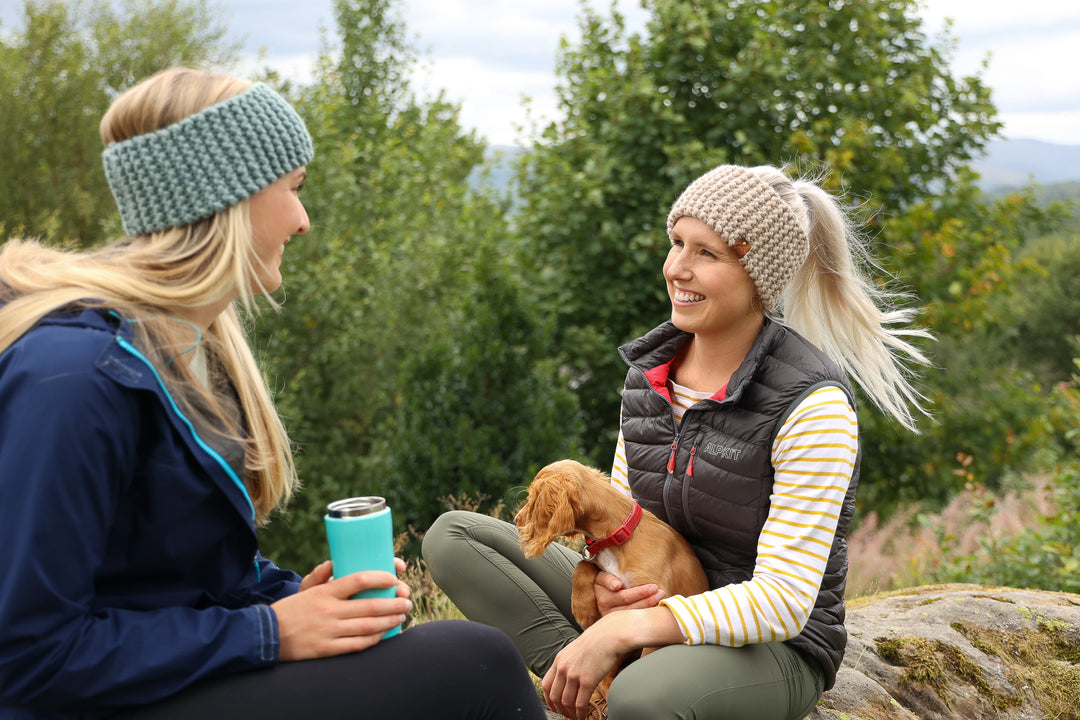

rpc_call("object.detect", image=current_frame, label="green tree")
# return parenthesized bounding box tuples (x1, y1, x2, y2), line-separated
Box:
(855, 173, 1074, 512)
(0, 0, 237, 246)
(1013, 235, 1080, 384)
(254, 0, 580, 569)
(513, 0, 999, 463)
(376, 247, 583, 552)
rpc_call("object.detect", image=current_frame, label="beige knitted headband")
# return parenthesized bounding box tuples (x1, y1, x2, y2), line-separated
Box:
(667, 165, 809, 310)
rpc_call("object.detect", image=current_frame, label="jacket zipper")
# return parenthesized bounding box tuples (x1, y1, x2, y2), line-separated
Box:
(666, 436, 679, 473)
(666, 436, 697, 477)
(115, 334, 262, 582)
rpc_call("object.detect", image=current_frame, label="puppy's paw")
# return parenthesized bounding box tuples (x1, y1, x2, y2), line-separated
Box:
(571, 561, 602, 628)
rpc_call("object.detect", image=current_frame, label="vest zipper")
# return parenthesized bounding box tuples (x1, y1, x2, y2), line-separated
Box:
(666, 436, 679, 473)
(667, 436, 699, 476)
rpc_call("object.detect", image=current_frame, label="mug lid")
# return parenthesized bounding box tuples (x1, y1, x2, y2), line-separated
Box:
(327, 496, 386, 518)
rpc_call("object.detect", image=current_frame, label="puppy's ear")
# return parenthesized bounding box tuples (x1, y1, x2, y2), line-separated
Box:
(542, 473, 577, 539)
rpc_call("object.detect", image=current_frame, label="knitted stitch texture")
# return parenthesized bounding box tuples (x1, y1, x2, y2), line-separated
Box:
(667, 165, 808, 310)
(102, 83, 314, 236)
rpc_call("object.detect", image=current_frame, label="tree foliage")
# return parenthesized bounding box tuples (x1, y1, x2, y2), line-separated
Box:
(927, 373, 1080, 593)
(1013, 235, 1080, 384)
(377, 249, 584, 547)
(512, 0, 1001, 463)
(5, 0, 1078, 575)
(252, 0, 580, 568)
(0, 0, 237, 246)
(854, 172, 1077, 512)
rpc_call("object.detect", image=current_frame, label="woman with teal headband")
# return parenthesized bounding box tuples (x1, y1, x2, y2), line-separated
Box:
(0, 67, 545, 720)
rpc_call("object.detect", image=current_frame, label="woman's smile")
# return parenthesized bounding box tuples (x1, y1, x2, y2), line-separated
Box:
(672, 288, 706, 304)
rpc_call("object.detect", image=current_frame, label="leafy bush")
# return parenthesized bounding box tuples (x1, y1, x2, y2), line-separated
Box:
(1014, 236, 1080, 384)
(927, 370, 1080, 592)
(848, 369, 1080, 596)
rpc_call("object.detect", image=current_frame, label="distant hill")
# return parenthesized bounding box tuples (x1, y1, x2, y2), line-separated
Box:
(466, 145, 522, 193)
(974, 138, 1080, 189)
(474, 140, 1080, 201)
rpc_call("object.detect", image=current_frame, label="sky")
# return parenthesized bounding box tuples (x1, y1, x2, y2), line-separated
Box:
(3, 0, 1079, 147)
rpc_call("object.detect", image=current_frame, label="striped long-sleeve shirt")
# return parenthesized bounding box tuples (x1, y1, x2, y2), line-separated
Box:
(611, 381, 857, 647)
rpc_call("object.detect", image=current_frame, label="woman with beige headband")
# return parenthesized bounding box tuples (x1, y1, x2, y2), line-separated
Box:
(423, 164, 931, 719)
(0, 68, 545, 720)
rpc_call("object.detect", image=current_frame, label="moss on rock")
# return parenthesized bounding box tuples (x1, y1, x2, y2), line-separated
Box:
(809, 585, 1080, 720)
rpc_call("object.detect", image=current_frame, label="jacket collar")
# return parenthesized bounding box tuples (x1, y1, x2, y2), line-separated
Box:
(619, 318, 786, 406)
(85, 306, 258, 527)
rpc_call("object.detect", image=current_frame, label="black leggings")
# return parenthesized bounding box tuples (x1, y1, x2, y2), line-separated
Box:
(114, 620, 546, 719)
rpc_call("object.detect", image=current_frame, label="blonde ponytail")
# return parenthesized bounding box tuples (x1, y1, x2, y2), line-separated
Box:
(755, 167, 933, 431)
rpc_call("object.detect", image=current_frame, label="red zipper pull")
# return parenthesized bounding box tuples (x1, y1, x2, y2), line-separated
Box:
(666, 439, 678, 473)
(688, 446, 696, 477)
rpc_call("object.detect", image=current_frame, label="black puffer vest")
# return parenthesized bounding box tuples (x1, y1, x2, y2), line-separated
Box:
(618, 319, 860, 690)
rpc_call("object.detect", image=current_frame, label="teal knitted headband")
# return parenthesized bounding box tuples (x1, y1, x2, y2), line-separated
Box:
(102, 83, 314, 236)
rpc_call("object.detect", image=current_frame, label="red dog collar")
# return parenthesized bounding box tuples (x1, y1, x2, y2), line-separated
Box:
(583, 503, 643, 560)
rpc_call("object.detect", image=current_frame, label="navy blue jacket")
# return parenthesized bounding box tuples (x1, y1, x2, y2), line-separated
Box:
(0, 307, 301, 719)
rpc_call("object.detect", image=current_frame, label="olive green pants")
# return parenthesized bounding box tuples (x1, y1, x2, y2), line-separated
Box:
(422, 510, 825, 720)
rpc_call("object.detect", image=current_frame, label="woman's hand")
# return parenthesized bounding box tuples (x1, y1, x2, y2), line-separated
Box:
(593, 570, 665, 616)
(542, 614, 625, 720)
(543, 605, 687, 719)
(272, 558, 412, 661)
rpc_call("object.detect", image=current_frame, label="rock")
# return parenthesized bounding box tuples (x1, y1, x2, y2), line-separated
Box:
(808, 584, 1080, 720)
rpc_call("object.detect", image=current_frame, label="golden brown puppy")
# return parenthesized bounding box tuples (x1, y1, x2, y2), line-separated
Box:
(516, 459, 709, 712)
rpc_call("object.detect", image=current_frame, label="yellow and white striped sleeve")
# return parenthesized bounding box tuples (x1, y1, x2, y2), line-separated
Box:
(660, 385, 858, 646)
(610, 422, 633, 497)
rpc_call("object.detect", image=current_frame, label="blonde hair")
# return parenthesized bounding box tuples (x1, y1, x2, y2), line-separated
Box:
(0, 68, 297, 523)
(749, 165, 933, 432)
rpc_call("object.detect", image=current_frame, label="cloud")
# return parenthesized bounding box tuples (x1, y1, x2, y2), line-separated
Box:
(980, 30, 1080, 113)
(224, 0, 333, 54)
(918, 0, 1080, 144)
(411, 57, 557, 144)
(225, 0, 1078, 147)
(406, 0, 582, 72)
(1000, 109, 1080, 144)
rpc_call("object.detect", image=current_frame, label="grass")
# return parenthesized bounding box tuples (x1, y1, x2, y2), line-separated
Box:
(845, 475, 1055, 598)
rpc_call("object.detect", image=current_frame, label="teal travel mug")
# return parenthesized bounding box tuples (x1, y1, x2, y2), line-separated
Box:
(324, 496, 401, 638)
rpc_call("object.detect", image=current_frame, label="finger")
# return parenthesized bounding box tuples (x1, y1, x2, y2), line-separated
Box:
(558, 678, 581, 719)
(396, 579, 412, 599)
(394, 557, 407, 574)
(300, 560, 333, 590)
(337, 610, 409, 639)
(625, 592, 664, 610)
(574, 681, 596, 720)
(332, 570, 399, 598)
(595, 571, 622, 592)
(544, 661, 576, 719)
(620, 583, 661, 603)
(541, 667, 560, 714)
(320, 619, 400, 656)
(341, 595, 412, 621)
